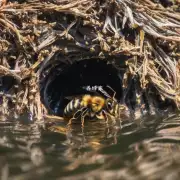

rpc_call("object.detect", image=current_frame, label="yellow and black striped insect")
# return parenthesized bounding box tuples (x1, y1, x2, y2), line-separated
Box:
(63, 86, 128, 126)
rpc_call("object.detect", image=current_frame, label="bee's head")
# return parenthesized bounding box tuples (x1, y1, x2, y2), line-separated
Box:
(91, 96, 105, 113)
(105, 98, 116, 114)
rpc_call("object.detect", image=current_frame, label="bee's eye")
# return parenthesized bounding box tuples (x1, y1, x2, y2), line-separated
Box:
(107, 101, 113, 110)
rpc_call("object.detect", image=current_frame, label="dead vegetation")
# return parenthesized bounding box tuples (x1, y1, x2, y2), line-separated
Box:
(0, 0, 179, 121)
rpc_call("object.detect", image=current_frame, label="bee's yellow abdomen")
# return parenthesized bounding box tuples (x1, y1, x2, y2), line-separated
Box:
(64, 98, 81, 117)
(64, 95, 92, 118)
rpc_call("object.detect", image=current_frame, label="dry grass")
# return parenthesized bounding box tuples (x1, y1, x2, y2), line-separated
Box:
(0, 0, 179, 120)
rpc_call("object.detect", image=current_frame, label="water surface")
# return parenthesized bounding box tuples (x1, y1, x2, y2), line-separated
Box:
(0, 113, 180, 180)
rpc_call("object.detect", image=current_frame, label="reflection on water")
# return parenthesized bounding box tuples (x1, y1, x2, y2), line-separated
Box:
(0, 113, 180, 180)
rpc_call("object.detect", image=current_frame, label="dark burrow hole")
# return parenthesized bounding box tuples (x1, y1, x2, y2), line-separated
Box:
(41, 58, 126, 116)
(40, 56, 176, 118)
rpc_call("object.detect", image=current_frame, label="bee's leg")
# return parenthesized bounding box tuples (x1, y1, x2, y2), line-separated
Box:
(102, 110, 110, 135)
(80, 109, 88, 136)
(116, 104, 122, 129)
(67, 118, 73, 128)
(67, 107, 85, 126)
(102, 110, 109, 125)
(119, 117, 122, 129)
(81, 109, 88, 127)
(103, 109, 114, 124)
(105, 112, 109, 124)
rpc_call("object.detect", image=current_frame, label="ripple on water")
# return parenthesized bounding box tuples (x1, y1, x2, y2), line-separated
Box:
(0, 113, 179, 180)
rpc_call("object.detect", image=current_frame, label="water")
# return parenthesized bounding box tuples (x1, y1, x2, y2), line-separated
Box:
(0, 113, 180, 180)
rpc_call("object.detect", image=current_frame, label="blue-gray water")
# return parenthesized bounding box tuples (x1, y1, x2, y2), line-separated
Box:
(0, 113, 180, 180)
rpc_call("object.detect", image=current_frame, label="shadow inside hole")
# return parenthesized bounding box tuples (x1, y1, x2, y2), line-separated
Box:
(0, 76, 17, 93)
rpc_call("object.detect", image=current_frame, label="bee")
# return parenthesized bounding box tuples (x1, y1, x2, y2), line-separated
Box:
(64, 95, 107, 119)
(63, 86, 128, 126)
